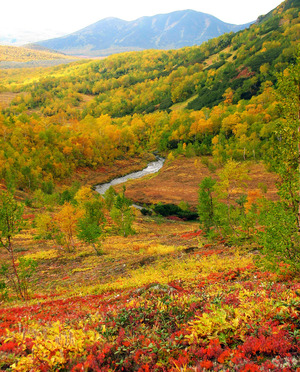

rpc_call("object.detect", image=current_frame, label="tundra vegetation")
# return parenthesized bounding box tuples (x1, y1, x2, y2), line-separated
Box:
(0, 0, 299, 370)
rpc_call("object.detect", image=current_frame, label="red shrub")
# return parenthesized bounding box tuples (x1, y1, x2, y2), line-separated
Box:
(241, 329, 293, 356)
(0, 341, 19, 352)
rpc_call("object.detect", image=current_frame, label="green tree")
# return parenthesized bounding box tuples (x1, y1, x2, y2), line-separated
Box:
(198, 160, 250, 241)
(198, 177, 217, 232)
(258, 57, 300, 273)
(110, 187, 135, 237)
(77, 220, 103, 255)
(77, 197, 106, 255)
(258, 201, 300, 272)
(103, 186, 117, 210)
(0, 191, 30, 300)
(215, 160, 249, 233)
(272, 57, 300, 229)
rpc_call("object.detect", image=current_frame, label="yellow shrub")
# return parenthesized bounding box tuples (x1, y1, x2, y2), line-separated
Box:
(22, 249, 58, 261)
(9, 321, 102, 371)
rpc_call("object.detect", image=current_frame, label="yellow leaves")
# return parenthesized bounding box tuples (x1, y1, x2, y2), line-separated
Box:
(215, 159, 250, 202)
(221, 112, 242, 134)
(232, 123, 248, 138)
(62, 146, 73, 155)
(85, 252, 253, 295)
(0, 45, 69, 63)
(10, 321, 102, 371)
(167, 152, 175, 163)
(145, 244, 183, 256)
(72, 267, 93, 274)
(11, 358, 35, 372)
(189, 116, 214, 138)
(74, 186, 94, 206)
(95, 114, 112, 129)
(22, 249, 58, 261)
(54, 202, 84, 252)
(35, 213, 56, 239)
(244, 189, 263, 213)
(185, 294, 276, 345)
(207, 69, 216, 77)
(186, 310, 229, 343)
(223, 88, 234, 106)
(212, 135, 219, 145)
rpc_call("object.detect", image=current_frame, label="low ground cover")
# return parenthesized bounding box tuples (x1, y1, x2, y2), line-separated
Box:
(0, 215, 299, 371)
(0, 156, 299, 371)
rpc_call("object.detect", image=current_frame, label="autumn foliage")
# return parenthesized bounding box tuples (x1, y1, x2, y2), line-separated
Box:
(0, 0, 299, 370)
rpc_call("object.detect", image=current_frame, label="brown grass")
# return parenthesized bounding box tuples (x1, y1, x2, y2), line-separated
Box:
(115, 156, 279, 207)
(0, 92, 19, 108)
(1, 215, 200, 296)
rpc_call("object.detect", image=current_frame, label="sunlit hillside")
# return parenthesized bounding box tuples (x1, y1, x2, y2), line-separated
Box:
(0, 45, 76, 62)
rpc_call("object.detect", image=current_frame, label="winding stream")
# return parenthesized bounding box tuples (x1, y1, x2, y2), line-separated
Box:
(95, 157, 165, 195)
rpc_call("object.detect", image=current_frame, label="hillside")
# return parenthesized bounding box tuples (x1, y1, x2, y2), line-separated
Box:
(0, 0, 297, 188)
(0, 45, 79, 68)
(30, 10, 252, 57)
(0, 0, 299, 370)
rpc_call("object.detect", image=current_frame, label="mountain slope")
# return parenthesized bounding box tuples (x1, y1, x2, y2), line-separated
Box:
(0, 45, 70, 62)
(0, 44, 79, 68)
(32, 10, 252, 56)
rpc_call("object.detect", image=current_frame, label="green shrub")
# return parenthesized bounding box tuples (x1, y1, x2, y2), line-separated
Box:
(153, 203, 198, 220)
(258, 202, 300, 273)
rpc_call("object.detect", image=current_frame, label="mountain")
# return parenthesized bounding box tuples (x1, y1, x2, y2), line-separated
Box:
(30, 10, 253, 57)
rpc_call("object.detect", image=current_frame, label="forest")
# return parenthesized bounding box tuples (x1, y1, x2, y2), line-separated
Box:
(0, 0, 299, 370)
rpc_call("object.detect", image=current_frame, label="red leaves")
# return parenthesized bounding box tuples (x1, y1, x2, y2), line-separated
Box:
(166, 216, 183, 221)
(199, 248, 224, 256)
(240, 363, 261, 372)
(22, 213, 35, 220)
(71, 362, 84, 371)
(168, 280, 187, 293)
(0, 341, 19, 352)
(217, 349, 231, 363)
(0, 260, 299, 371)
(200, 359, 213, 369)
(241, 328, 294, 357)
(180, 230, 203, 239)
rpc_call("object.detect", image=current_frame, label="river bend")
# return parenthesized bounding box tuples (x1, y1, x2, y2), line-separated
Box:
(95, 157, 165, 195)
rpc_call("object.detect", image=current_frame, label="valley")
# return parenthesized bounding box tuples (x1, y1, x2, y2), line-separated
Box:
(0, 0, 299, 370)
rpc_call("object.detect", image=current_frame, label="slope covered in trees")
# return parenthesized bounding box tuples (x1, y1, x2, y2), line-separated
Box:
(0, 45, 79, 69)
(0, 45, 72, 62)
(0, 0, 298, 189)
(0, 0, 298, 190)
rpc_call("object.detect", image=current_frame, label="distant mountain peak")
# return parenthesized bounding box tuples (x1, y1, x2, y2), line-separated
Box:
(31, 10, 253, 57)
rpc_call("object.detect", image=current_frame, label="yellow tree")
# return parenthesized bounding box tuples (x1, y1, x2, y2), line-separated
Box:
(54, 202, 84, 252)
(215, 160, 250, 233)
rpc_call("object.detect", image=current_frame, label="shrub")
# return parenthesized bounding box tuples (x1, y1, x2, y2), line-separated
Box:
(258, 201, 300, 273)
(153, 203, 198, 220)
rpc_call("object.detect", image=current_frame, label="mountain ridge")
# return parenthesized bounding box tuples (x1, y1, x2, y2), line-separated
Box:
(29, 10, 253, 57)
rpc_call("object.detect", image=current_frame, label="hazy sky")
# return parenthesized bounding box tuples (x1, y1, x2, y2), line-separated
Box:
(1, 0, 283, 37)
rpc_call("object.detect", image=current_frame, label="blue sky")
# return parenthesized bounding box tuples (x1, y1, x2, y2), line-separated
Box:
(1, 0, 283, 41)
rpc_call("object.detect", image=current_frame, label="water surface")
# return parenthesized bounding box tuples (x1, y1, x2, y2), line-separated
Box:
(95, 157, 165, 195)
